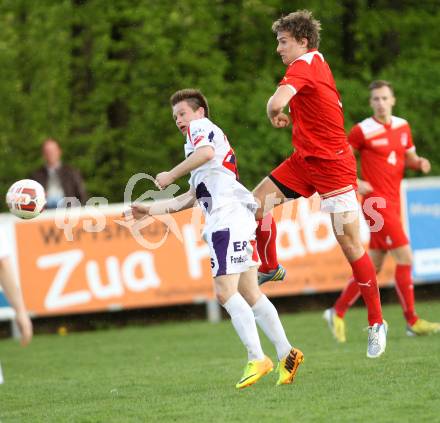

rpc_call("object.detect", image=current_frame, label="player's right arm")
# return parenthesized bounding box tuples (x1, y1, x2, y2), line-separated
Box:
(267, 60, 312, 128)
(155, 146, 214, 189)
(129, 189, 196, 220)
(267, 86, 293, 128)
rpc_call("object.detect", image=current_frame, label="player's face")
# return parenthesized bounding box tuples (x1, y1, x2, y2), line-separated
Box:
(276, 32, 308, 65)
(370, 86, 395, 122)
(43, 141, 62, 166)
(172, 101, 205, 135)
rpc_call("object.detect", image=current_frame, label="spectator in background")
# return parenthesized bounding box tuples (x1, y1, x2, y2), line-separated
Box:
(31, 138, 88, 208)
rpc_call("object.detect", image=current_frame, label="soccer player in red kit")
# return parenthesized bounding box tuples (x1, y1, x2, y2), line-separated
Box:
(253, 10, 387, 358)
(324, 80, 440, 342)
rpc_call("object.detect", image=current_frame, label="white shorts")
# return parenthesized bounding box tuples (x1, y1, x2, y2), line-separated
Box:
(203, 204, 258, 277)
(320, 190, 359, 213)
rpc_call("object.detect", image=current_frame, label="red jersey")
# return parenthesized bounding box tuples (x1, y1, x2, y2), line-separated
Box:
(279, 49, 348, 160)
(349, 116, 414, 204)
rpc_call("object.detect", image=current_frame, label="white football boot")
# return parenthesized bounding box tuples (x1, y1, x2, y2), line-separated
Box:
(366, 321, 388, 358)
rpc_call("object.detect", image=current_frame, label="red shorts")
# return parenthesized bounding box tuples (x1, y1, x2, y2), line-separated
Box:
(270, 151, 357, 198)
(362, 199, 408, 250)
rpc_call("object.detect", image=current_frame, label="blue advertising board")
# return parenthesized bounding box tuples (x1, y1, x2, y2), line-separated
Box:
(0, 292, 9, 307)
(403, 178, 440, 283)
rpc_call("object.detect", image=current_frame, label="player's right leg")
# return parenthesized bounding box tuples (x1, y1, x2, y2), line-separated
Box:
(330, 209, 386, 358)
(325, 249, 386, 342)
(238, 266, 304, 385)
(215, 273, 270, 389)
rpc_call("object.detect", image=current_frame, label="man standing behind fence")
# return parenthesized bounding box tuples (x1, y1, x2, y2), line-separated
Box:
(31, 138, 88, 208)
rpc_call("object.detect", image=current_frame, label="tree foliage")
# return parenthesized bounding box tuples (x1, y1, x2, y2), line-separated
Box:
(0, 0, 439, 207)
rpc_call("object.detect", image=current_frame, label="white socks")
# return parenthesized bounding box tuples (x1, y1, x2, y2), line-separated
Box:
(223, 293, 292, 362)
(252, 295, 292, 360)
(223, 293, 265, 361)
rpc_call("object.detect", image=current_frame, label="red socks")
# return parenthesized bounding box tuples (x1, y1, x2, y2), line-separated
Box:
(395, 264, 418, 326)
(350, 253, 383, 326)
(334, 277, 361, 318)
(256, 214, 279, 273)
(335, 263, 418, 326)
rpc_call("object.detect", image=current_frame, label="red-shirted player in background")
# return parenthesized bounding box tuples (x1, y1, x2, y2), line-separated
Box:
(324, 80, 440, 342)
(253, 10, 387, 358)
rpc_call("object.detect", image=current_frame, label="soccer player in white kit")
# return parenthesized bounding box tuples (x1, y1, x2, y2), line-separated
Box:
(128, 89, 304, 388)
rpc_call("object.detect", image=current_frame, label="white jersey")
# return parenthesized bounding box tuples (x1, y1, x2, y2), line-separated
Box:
(184, 118, 257, 217)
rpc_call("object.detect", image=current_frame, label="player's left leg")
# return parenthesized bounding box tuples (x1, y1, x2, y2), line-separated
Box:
(253, 156, 308, 285)
(238, 266, 303, 385)
(330, 209, 387, 358)
(253, 177, 288, 283)
(390, 245, 440, 336)
(390, 245, 417, 325)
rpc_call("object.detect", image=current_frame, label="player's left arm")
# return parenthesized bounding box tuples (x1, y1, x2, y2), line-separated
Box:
(129, 189, 197, 220)
(405, 150, 431, 174)
(155, 145, 215, 188)
(267, 85, 294, 128)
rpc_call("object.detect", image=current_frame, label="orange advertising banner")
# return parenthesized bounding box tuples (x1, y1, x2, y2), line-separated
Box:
(13, 198, 394, 317)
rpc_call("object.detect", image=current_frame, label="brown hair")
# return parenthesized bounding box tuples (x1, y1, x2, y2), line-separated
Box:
(368, 80, 394, 95)
(41, 138, 60, 150)
(272, 10, 321, 49)
(170, 89, 209, 118)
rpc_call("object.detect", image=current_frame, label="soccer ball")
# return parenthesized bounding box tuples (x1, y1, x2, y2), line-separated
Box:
(6, 179, 46, 219)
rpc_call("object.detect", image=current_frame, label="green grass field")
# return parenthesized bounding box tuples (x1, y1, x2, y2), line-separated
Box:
(1, 301, 440, 422)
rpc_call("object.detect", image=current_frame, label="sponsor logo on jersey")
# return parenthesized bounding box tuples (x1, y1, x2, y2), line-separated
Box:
(230, 255, 248, 264)
(191, 127, 202, 137)
(193, 135, 205, 146)
(233, 241, 247, 252)
(371, 138, 389, 147)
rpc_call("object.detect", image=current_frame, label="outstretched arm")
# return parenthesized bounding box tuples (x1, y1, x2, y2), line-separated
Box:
(129, 189, 196, 220)
(156, 146, 215, 189)
(0, 257, 33, 346)
(405, 150, 431, 174)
